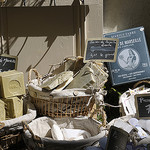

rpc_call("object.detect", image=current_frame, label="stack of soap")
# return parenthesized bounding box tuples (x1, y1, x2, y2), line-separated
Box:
(0, 70, 25, 119)
(66, 62, 108, 89)
(0, 100, 5, 121)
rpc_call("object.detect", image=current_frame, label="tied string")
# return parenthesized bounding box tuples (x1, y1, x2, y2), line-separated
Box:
(90, 91, 121, 127)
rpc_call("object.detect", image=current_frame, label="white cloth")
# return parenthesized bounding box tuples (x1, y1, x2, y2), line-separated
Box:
(51, 124, 64, 140)
(27, 116, 103, 141)
(61, 128, 91, 141)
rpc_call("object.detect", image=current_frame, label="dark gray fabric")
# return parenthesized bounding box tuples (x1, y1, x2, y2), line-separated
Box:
(23, 117, 106, 150)
(23, 131, 105, 150)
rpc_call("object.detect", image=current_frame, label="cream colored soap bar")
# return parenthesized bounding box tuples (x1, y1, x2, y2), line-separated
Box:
(40, 71, 73, 90)
(67, 66, 96, 89)
(0, 70, 25, 98)
(51, 56, 85, 76)
(2, 96, 23, 119)
(0, 100, 5, 121)
(67, 62, 108, 89)
(53, 76, 73, 92)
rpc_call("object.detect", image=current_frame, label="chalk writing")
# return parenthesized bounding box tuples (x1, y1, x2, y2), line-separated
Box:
(84, 38, 119, 62)
(0, 55, 17, 72)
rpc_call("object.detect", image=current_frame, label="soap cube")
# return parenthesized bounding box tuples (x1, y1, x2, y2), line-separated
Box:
(0, 99, 5, 121)
(0, 70, 25, 98)
(2, 96, 23, 119)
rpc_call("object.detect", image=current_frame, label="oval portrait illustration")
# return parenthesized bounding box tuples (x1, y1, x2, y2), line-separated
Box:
(118, 48, 140, 71)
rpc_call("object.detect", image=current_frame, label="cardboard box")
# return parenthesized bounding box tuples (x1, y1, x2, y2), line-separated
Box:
(2, 96, 23, 119)
(0, 70, 25, 98)
(0, 0, 103, 84)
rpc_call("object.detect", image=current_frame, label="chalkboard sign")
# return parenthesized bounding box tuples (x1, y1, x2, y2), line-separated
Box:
(105, 126, 128, 150)
(135, 94, 150, 119)
(83, 38, 119, 63)
(0, 54, 18, 72)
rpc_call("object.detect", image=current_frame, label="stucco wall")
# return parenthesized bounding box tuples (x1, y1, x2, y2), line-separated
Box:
(0, 0, 103, 84)
(104, 0, 150, 49)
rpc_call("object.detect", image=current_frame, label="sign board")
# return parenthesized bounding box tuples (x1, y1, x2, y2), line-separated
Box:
(135, 94, 150, 119)
(83, 38, 119, 63)
(0, 54, 18, 72)
(105, 126, 128, 150)
(104, 26, 150, 86)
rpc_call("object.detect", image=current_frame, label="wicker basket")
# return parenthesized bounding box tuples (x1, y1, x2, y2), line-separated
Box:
(119, 80, 150, 116)
(0, 130, 22, 150)
(28, 68, 95, 118)
(133, 80, 150, 89)
(0, 98, 36, 150)
(30, 96, 94, 118)
(22, 116, 107, 150)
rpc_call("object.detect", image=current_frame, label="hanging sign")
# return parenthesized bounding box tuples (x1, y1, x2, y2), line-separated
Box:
(135, 94, 150, 119)
(84, 38, 119, 63)
(0, 54, 18, 72)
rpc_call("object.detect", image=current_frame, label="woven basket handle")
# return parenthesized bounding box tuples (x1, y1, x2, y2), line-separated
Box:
(22, 121, 41, 141)
(133, 80, 150, 89)
(28, 68, 42, 85)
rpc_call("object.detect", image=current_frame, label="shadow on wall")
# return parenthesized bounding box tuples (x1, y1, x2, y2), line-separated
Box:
(1, 0, 52, 7)
(0, 2, 89, 73)
(0, 0, 20, 7)
(104, 0, 150, 50)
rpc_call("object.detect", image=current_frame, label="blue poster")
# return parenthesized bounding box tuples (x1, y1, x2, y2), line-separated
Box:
(104, 27, 150, 86)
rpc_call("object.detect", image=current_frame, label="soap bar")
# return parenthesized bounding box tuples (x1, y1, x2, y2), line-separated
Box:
(67, 62, 108, 89)
(0, 100, 5, 121)
(51, 56, 85, 76)
(66, 65, 96, 89)
(53, 76, 73, 92)
(51, 63, 65, 76)
(0, 70, 25, 98)
(2, 96, 23, 119)
(40, 71, 73, 90)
